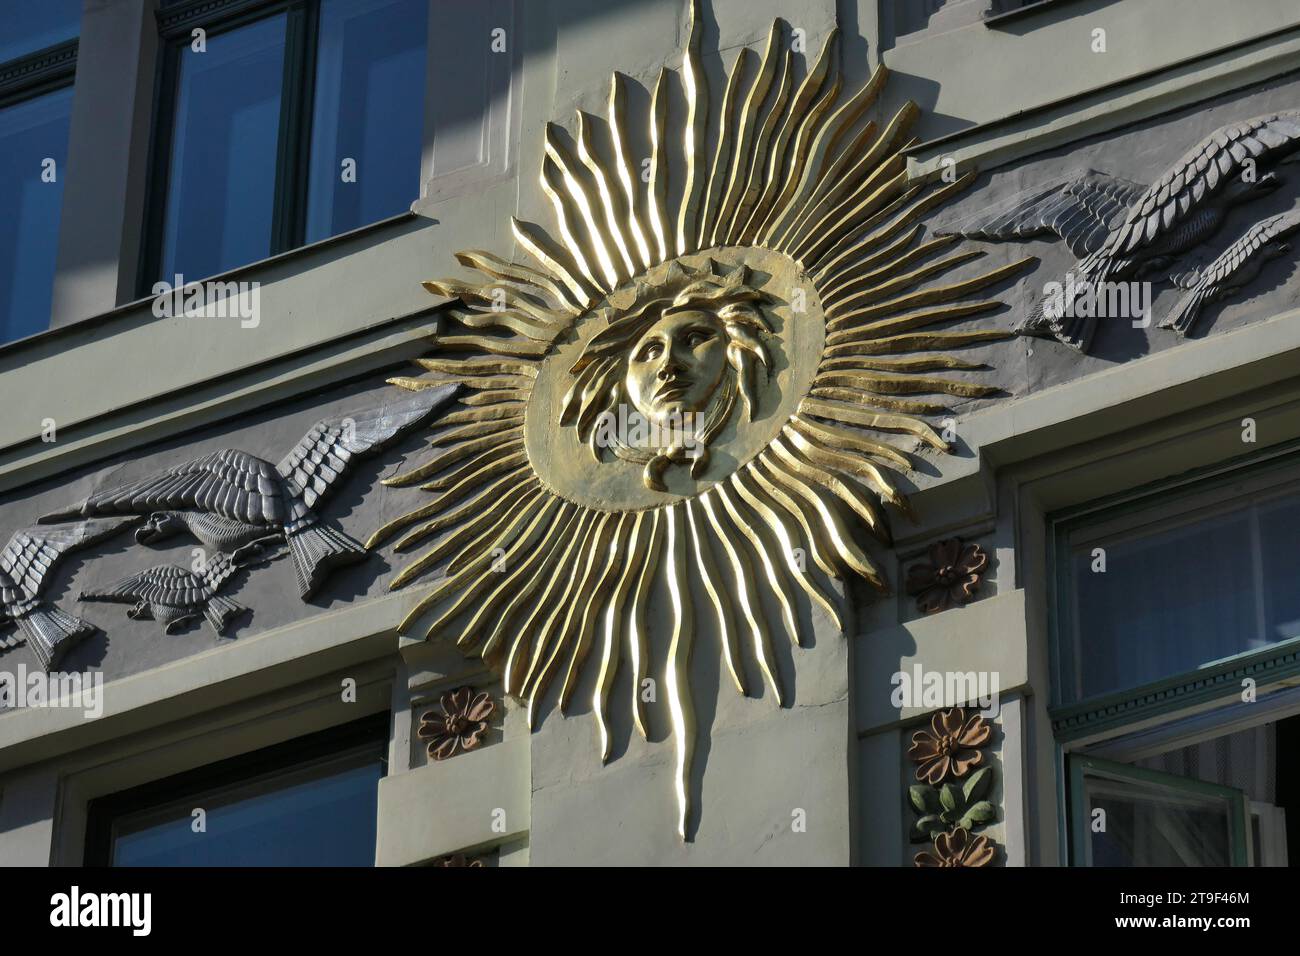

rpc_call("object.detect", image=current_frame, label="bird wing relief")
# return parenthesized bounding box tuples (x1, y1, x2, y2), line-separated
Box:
(274, 384, 460, 511)
(1106, 112, 1300, 262)
(0, 518, 140, 670)
(935, 170, 1146, 259)
(1162, 209, 1300, 334)
(39, 450, 286, 528)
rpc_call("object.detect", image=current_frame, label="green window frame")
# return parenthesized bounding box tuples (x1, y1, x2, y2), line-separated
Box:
(1048, 441, 1300, 743)
(1067, 754, 1251, 867)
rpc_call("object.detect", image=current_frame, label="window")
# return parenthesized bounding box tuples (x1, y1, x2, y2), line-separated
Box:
(0, 2, 81, 64)
(0, 0, 81, 343)
(1065, 704, 1300, 866)
(1052, 454, 1300, 705)
(305, 0, 429, 242)
(85, 715, 387, 866)
(1069, 755, 1251, 866)
(1052, 449, 1300, 866)
(159, 14, 287, 284)
(144, 0, 429, 290)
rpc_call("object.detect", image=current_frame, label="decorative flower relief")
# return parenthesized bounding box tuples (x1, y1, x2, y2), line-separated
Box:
(417, 686, 495, 761)
(904, 538, 988, 614)
(914, 827, 996, 868)
(907, 707, 991, 785)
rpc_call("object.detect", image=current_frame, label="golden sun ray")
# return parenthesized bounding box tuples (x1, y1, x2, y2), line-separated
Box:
(376, 0, 1035, 838)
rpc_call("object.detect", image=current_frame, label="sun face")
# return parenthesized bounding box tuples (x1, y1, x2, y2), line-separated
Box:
(629, 312, 725, 418)
(561, 260, 774, 490)
(622, 300, 743, 425)
(369, 0, 1035, 839)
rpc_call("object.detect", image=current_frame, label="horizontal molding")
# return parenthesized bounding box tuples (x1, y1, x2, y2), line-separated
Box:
(0, 39, 76, 104)
(157, 0, 273, 37)
(27, 210, 422, 347)
(0, 304, 445, 496)
(1051, 639, 1300, 742)
(903, 303, 1300, 506)
(905, 24, 1300, 179)
(0, 588, 421, 774)
(982, 0, 1080, 28)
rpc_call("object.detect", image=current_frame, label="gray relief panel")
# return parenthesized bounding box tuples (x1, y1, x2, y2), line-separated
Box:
(928, 71, 1300, 397)
(0, 370, 451, 683)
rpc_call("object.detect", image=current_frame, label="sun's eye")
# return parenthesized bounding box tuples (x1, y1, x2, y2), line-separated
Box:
(686, 329, 713, 348)
(637, 342, 663, 362)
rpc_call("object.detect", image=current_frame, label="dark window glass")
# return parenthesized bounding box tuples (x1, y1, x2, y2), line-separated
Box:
(92, 719, 385, 867)
(305, 0, 428, 242)
(1061, 481, 1300, 703)
(0, 0, 80, 63)
(159, 15, 287, 283)
(0, 87, 73, 342)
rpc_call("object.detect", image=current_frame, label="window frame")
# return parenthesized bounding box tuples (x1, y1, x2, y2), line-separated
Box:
(139, 0, 426, 296)
(1066, 753, 1252, 867)
(0, 33, 79, 341)
(83, 711, 389, 866)
(139, 0, 317, 296)
(1047, 440, 1300, 743)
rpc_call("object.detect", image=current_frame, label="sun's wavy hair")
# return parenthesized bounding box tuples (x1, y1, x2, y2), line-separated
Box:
(560, 260, 773, 489)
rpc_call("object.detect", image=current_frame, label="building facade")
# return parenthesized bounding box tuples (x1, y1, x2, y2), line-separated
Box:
(2, 0, 1300, 867)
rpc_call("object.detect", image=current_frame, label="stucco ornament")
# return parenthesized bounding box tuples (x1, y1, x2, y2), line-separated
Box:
(38, 388, 458, 599)
(937, 112, 1300, 350)
(375, 0, 1035, 838)
(908, 707, 991, 785)
(0, 518, 138, 670)
(418, 686, 495, 761)
(913, 827, 996, 868)
(80, 547, 272, 635)
(904, 537, 988, 614)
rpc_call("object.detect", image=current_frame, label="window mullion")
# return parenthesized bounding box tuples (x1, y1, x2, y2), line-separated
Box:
(136, 42, 182, 297)
(271, 0, 318, 254)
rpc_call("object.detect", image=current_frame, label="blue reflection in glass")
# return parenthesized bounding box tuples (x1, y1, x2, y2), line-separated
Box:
(305, 0, 428, 242)
(112, 757, 381, 867)
(0, 87, 72, 343)
(160, 15, 286, 283)
(0, 0, 80, 64)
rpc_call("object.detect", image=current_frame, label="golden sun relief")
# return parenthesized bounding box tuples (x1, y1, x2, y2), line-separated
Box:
(369, 0, 1034, 838)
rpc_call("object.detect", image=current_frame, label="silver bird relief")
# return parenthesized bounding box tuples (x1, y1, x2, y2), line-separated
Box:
(80, 548, 264, 635)
(0, 517, 139, 670)
(937, 111, 1300, 351)
(40, 386, 459, 600)
(1163, 209, 1300, 333)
